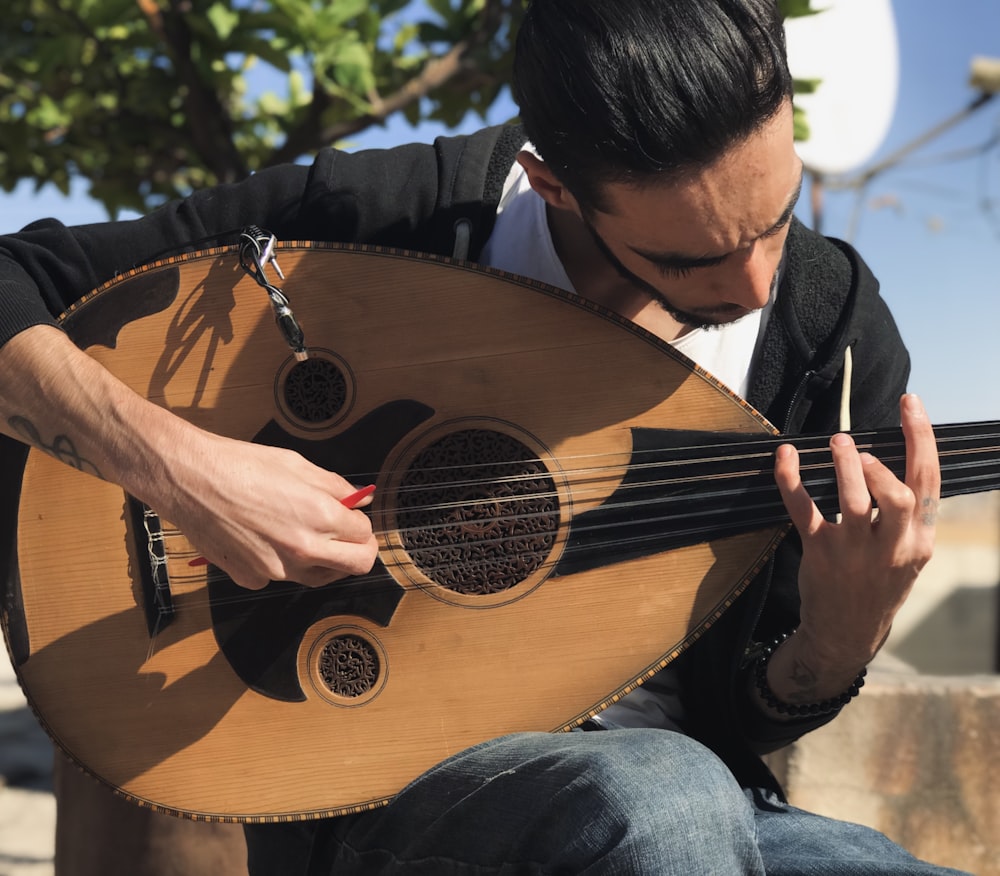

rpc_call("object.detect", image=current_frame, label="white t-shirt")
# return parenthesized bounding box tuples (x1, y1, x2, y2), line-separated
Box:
(480, 155, 779, 732)
(481, 156, 774, 398)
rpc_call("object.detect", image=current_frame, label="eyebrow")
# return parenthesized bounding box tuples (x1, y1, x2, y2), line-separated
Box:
(629, 170, 804, 272)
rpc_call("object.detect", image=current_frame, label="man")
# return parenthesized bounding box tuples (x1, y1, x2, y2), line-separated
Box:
(0, 0, 961, 873)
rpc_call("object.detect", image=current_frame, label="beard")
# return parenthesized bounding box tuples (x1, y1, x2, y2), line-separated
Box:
(581, 218, 772, 330)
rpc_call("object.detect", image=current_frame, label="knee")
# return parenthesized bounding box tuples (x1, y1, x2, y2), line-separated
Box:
(561, 730, 758, 870)
(586, 729, 750, 823)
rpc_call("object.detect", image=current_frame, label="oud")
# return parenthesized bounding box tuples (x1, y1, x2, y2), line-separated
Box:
(2, 243, 997, 821)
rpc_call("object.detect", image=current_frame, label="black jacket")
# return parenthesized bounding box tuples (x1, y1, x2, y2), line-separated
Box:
(0, 124, 909, 793)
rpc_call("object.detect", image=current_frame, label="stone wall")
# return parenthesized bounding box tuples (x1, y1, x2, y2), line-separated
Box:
(767, 669, 1000, 875)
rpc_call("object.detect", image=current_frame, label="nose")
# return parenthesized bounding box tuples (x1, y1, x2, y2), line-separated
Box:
(724, 239, 779, 310)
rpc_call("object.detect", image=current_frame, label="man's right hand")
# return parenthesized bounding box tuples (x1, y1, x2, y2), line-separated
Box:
(154, 428, 379, 590)
(0, 325, 379, 591)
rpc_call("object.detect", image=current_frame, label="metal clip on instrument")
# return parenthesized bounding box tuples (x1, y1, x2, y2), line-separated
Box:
(239, 226, 309, 361)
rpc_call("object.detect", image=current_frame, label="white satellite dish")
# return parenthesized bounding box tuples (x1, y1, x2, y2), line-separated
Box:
(784, 0, 900, 176)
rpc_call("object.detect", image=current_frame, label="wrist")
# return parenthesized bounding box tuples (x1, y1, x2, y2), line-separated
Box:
(751, 629, 867, 718)
(120, 406, 218, 515)
(791, 619, 886, 679)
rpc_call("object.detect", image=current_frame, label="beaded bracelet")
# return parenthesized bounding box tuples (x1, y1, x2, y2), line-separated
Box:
(752, 631, 867, 717)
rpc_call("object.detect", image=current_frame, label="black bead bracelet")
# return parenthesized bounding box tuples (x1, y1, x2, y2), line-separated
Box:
(752, 631, 867, 717)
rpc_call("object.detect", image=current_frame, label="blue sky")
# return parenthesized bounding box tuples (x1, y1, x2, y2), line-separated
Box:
(3, 0, 998, 425)
(795, 0, 1000, 427)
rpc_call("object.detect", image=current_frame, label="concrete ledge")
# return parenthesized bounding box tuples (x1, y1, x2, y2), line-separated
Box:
(765, 669, 1000, 875)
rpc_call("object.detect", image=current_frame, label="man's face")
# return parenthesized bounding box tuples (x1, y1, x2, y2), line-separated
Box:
(582, 102, 803, 331)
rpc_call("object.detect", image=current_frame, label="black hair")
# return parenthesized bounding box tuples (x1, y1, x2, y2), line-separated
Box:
(511, 0, 793, 213)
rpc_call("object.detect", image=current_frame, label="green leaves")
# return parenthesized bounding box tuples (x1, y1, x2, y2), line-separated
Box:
(781, 0, 826, 142)
(779, 0, 823, 19)
(205, 3, 241, 41)
(0, 0, 522, 216)
(0, 0, 816, 217)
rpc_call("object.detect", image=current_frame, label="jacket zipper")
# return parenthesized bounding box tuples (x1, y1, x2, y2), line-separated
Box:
(779, 368, 816, 433)
(738, 366, 817, 666)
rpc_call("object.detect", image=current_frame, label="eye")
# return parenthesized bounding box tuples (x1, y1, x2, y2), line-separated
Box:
(760, 213, 794, 239)
(654, 263, 693, 279)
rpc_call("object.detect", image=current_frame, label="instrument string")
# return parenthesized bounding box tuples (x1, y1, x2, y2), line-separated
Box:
(291, 427, 1000, 512)
(164, 441, 1000, 549)
(147, 423, 1000, 614)
(164, 430, 1000, 556)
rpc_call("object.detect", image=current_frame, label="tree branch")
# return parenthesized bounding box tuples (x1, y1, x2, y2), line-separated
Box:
(321, 41, 472, 142)
(266, 0, 518, 166)
(136, 0, 250, 181)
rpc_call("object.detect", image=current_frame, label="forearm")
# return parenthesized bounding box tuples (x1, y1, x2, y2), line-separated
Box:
(0, 324, 377, 590)
(0, 325, 198, 507)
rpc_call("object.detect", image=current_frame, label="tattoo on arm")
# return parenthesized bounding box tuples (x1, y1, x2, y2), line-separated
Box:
(8, 415, 103, 479)
(920, 496, 939, 527)
(784, 657, 821, 704)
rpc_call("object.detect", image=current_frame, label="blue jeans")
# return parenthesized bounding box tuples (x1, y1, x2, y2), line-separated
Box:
(244, 729, 971, 875)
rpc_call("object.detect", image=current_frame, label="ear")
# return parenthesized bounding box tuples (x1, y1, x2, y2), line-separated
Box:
(517, 151, 581, 215)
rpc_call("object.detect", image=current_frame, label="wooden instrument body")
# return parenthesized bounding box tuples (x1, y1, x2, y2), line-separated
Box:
(6, 244, 782, 820)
